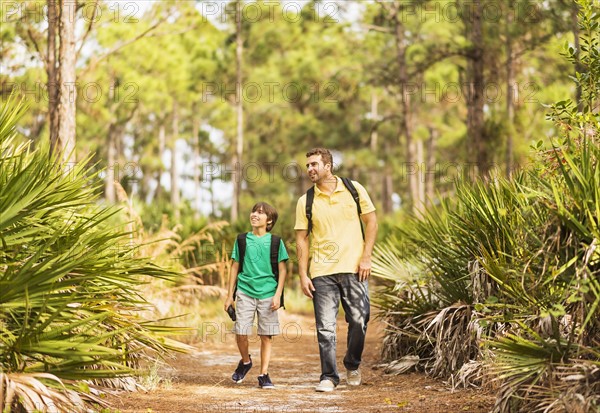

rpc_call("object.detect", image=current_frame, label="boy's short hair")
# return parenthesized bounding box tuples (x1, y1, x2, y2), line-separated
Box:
(252, 202, 278, 232)
(306, 148, 333, 168)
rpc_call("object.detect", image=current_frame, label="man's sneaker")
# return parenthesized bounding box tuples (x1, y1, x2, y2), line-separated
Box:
(258, 373, 274, 389)
(346, 369, 361, 386)
(315, 379, 336, 392)
(232, 355, 252, 383)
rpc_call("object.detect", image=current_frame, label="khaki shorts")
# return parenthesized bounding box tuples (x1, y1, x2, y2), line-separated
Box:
(235, 291, 280, 336)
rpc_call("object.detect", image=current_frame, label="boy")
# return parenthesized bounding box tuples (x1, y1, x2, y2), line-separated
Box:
(224, 202, 288, 388)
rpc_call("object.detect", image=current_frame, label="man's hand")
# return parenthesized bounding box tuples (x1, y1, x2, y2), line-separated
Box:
(300, 275, 315, 299)
(357, 256, 372, 282)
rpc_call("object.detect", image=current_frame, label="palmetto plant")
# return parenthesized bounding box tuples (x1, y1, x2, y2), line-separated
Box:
(0, 96, 186, 412)
(373, 1, 599, 411)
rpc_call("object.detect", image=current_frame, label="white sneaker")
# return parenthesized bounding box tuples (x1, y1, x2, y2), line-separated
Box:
(315, 379, 336, 392)
(346, 369, 361, 386)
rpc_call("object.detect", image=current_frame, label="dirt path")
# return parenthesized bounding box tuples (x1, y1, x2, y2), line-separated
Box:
(105, 311, 494, 413)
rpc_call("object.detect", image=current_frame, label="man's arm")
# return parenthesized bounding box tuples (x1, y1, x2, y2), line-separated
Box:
(295, 230, 315, 298)
(357, 211, 378, 282)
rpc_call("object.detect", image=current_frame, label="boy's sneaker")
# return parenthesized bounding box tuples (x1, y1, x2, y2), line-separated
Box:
(315, 379, 336, 392)
(232, 355, 252, 383)
(346, 368, 361, 386)
(258, 373, 274, 389)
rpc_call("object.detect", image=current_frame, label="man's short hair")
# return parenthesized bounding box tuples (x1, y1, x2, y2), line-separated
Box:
(306, 148, 333, 168)
(252, 202, 278, 232)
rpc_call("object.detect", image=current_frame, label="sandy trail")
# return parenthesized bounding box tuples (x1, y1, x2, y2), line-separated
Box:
(105, 311, 493, 412)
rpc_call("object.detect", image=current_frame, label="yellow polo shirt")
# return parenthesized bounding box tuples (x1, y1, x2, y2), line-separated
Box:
(294, 177, 376, 278)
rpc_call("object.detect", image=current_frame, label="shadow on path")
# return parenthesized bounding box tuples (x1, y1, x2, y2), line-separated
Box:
(106, 311, 494, 412)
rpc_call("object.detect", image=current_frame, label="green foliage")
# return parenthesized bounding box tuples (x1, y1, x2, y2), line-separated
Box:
(0, 96, 186, 412)
(3, 0, 581, 233)
(373, 1, 600, 411)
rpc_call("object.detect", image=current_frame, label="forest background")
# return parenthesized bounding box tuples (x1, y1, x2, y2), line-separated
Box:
(1, 1, 598, 411)
(2, 0, 581, 236)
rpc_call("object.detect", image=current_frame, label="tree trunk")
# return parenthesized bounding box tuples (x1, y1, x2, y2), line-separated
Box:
(572, 3, 583, 111)
(426, 127, 437, 207)
(416, 138, 425, 212)
(105, 124, 117, 203)
(170, 103, 180, 222)
(47, 0, 59, 152)
(370, 92, 379, 153)
(105, 75, 118, 203)
(192, 105, 201, 220)
(369, 91, 380, 207)
(155, 121, 166, 201)
(135, 127, 150, 203)
(231, 0, 244, 223)
(209, 154, 216, 217)
(382, 142, 394, 214)
(56, 0, 77, 163)
(505, 7, 515, 178)
(393, 15, 421, 215)
(466, 0, 487, 177)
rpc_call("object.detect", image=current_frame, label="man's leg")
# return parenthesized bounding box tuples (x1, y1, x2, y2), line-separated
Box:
(312, 275, 341, 385)
(339, 273, 370, 372)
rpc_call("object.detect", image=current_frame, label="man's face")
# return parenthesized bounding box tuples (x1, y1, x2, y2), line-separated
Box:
(306, 154, 330, 183)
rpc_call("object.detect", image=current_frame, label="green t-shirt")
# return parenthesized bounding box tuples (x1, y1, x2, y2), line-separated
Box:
(231, 232, 289, 299)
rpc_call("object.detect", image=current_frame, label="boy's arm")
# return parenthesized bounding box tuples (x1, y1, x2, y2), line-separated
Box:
(271, 261, 287, 310)
(275, 261, 287, 297)
(224, 260, 239, 311)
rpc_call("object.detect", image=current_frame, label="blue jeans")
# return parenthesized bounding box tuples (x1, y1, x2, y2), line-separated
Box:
(312, 273, 370, 385)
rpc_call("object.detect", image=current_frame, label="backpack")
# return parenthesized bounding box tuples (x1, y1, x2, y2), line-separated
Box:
(235, 233, 285, 309)
(305, 177, 364, 239)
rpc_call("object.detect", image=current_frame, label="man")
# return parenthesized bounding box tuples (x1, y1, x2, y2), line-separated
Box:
(295, 148, 378, 392)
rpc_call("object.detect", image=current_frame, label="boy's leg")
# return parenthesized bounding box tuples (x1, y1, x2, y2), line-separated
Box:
(256, 295, 280, 376)
(259, 335, 272, 375)
(312, 275, 342, 386)
(236, 335, 250, 363)
(232, 334, 253, 383)
(339, 273, 370, 372)
(257, 335, 275, 389)
(232, 291, 257, 383)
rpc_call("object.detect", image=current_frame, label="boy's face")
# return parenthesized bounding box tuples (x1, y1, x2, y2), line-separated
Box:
(250, 207, 271, 230)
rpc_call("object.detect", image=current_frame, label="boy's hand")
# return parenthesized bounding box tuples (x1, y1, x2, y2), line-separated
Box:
(224, 297, 234, 312)
(271, 295, 281, 311)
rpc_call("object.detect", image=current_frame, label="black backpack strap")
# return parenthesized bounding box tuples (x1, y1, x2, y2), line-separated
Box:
(233, 233, 247, 300)
(270, 235, 280, 277)
(305, 186, 315, 236)
(236, 233, 247, 273)
(340, 177, 365, 240)
(270, 234, 284, 309)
